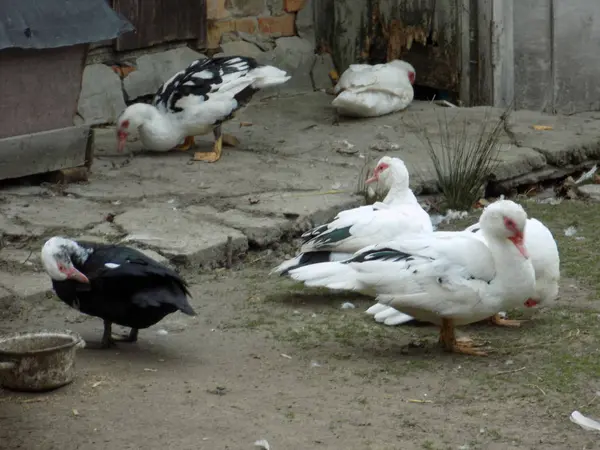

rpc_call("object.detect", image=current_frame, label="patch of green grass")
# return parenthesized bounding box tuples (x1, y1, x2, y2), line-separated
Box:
(521, 198, 600, 296)
(421, 440, 436, 450)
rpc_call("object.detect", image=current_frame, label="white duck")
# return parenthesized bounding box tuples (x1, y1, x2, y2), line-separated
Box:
(366, 217, 560, 327)
(288, 200, 536, 356)
(271, 156, 433, 275)
(332, 60, 415, 118)
(116, 56, 290, 163)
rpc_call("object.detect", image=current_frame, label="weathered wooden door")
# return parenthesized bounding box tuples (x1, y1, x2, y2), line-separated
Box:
(112, 0, 207, 51)
(476, 0, 600, 114)
(331, 0, 464, 96)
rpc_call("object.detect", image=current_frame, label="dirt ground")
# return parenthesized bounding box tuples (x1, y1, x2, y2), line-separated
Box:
(2, 200, 600, 450)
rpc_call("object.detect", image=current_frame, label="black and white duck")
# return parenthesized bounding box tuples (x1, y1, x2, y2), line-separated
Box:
(116, 55, 290, 163)
(41, 237, 195, 349)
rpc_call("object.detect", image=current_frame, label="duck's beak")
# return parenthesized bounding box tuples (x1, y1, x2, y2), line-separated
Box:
(117, 131, 127, 152)
(365, 169, 379, 184)
(365, 174, 378, 184)
(508, 231, 529, 259)
(65, 267, 90, 284)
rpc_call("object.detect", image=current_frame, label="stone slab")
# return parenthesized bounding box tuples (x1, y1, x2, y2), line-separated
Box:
(507, 110, 600, 165)
(0, 271, 52, 301)
(0, 215, 29, 237)
(77, 64, 126, 125)
(123, 47, 206, 100)
(0, 197, 114, 231)
(187, 206, 292, 247)
(114, 205, 248, 267)
(233, 191, 363, 230)
(0, 248, 40, 269)
(216, 41, 264, 58)
(257, 37, 315, 91)
(491, 145, 548, 180)
(578, 184, 600, 201)
(87, 222, 123, 238)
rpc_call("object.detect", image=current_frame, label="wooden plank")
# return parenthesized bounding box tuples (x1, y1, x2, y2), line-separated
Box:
(512, 0, 553, 111)
(0, 126, 90, 182)
(113, 0, 207, 51)
(553, 0, 600, 114)
(491, 0, 514, 108)
(313, 0, 335, 52)
(366, 0, 460, 93)
(331, 0, 370, 73)
(458, 0, 471, 105)
(0, 45, 86, 139)
(476, 0, 493, 105)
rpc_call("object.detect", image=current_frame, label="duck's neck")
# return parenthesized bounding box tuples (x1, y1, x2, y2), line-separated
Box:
(65, 240, 93, 266)
(382, 182, 417, 206)
(130, 104, 184, 151)
(485, 235, 536, 309)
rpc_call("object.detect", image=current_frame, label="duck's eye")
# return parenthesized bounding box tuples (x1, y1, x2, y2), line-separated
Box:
(57, 263, 66, 272)
(503, 217, 516, 230)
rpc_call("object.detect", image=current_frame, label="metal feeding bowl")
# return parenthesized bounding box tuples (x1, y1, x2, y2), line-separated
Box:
(0, 330, 86, 392)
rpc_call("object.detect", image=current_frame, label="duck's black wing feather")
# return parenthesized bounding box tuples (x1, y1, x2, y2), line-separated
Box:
(153, 56, 260, 114)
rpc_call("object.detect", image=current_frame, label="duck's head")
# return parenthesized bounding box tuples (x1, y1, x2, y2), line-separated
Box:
(116, 103, 154, 152)
(479, 200, 529, 259)
(365, 156, 409, 190)
(41, 237, 90, 283)
(390, 60, 416, 85)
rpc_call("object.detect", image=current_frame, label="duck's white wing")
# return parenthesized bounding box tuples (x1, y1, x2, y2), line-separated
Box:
(333, 64, 380, 93)
(290, 233, 496, 316)
(299, 203, 433, 254)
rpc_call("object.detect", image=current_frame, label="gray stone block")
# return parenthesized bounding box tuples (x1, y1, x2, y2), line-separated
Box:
(578, 184, 600, 201)
(267, 37, 316, 91)
(216, 41, 264, 58)
(0, 272, 52, 302)
(186, 206, 292, 247)
(115, 205, 248, 267)
(77, 64, 126, 125)
(123, 47, 206, 101)
(296, 0, 315, 48)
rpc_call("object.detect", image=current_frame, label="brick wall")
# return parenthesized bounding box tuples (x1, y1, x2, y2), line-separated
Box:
(206, 0, 308, 48)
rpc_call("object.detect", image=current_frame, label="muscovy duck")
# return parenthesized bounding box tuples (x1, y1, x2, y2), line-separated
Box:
(41, 237, 195, 349)
(271, 156, 433, 275)
(116, 55, 290, 163)
(288, 200, 536, 356)
(366, 217, 560, 327)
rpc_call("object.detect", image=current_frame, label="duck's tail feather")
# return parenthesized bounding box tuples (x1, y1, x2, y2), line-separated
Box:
(250, 65, 291, 89)
(288, 261, 364, 291)
(270, 251, 352, 276)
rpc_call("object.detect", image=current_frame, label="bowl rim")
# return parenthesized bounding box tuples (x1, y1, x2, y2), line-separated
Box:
(0, 329, 84, 357)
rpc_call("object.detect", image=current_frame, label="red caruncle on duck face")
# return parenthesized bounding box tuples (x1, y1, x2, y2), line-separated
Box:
(407, 71, 416, 85)
(117, 119, 130, 152)
(365, 162, 390, 184)
(503, 215, 529, 259)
